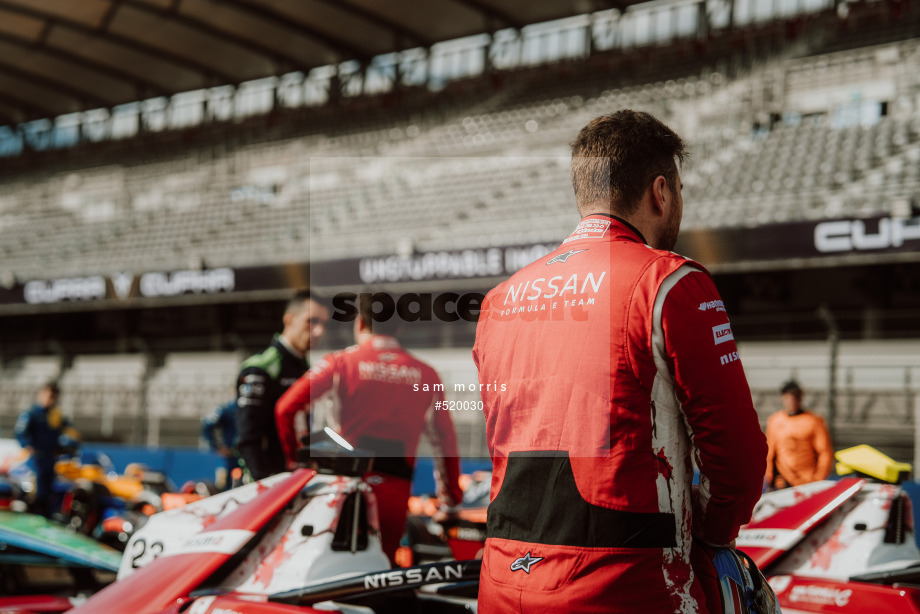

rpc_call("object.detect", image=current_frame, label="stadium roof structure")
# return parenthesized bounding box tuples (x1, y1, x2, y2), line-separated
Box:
(0, 0, 636, 124)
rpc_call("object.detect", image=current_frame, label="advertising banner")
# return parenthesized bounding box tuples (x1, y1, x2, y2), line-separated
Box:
(1, 216, 917, 308)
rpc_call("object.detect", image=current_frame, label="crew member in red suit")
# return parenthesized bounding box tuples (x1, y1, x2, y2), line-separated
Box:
(473, 110, 768, 613)
(276, 293, 463, 565)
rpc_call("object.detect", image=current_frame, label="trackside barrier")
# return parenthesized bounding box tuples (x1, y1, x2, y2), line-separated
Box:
(80, 444, 491, 496)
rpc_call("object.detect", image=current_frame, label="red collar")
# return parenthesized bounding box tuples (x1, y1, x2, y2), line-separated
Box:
(365, 335, 401, 350)
(562, 214, 647, 246)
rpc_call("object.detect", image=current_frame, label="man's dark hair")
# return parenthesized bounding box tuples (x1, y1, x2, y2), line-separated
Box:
(358, 292, 402, 336)
(286, 288, 326, 313)
(570, 110, 686, 216)
(781, 380, 802, 395)
(42, 381, 60, 396)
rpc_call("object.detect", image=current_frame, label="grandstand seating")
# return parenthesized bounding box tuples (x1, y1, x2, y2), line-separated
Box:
(740, 340, 920, 407)
(682, 115, 920, 227)
(2, 1, 920, 461)
(0, 352, 235, 447)
(1, 9, 920, 280)
(54, 354, 147, 447)
(145, 352, 242, 419)
(0, 356, 62, 432)
(739, 339, 920, 463)
(0, 339, 918, 458)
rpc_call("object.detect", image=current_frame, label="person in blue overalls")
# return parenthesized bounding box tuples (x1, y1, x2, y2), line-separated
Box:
(15, 382, 80, 516)
(201, 399, 241, 490)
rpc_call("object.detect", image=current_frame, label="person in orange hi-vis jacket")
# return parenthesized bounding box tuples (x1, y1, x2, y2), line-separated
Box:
(765, 379, 834, 489)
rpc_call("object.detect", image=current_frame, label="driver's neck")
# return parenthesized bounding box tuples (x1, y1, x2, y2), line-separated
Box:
(278, 334, 304, 358)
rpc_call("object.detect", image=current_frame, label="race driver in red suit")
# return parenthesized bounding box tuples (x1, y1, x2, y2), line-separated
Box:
(473, 110, 767, 613)
(276, 293, 463, 565)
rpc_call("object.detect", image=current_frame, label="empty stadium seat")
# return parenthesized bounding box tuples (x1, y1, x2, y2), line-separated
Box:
(0, 356, 62, 423)
(57, 354, 147, 417)
(145, 352, 243, 421)
(2, 31, 919, 280)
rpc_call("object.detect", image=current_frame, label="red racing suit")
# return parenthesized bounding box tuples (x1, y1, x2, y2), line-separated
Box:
(473, 215, 767, 613)
(276, 335, 463, 563)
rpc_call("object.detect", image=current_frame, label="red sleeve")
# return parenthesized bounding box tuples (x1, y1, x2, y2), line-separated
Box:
(661, 268, 767, 545)
(275, 354, 337, 464)
(423, 383, 463, 507)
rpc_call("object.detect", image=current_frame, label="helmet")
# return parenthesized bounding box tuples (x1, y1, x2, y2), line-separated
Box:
(709, 547, 781, 614)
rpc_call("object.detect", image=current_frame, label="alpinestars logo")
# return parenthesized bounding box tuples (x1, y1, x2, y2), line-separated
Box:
(510, 552, 544, 573)
(546, 249, 587, 265)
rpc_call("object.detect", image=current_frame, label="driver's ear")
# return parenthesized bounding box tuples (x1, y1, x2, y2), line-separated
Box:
(650, 176, 669, 216)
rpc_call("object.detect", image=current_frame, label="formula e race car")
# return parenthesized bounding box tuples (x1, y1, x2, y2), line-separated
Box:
(0, 429, 480, 614)
(738, 444, 920, 613)
(0, 510, 121, 609)
(0, 439, 177, 547)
